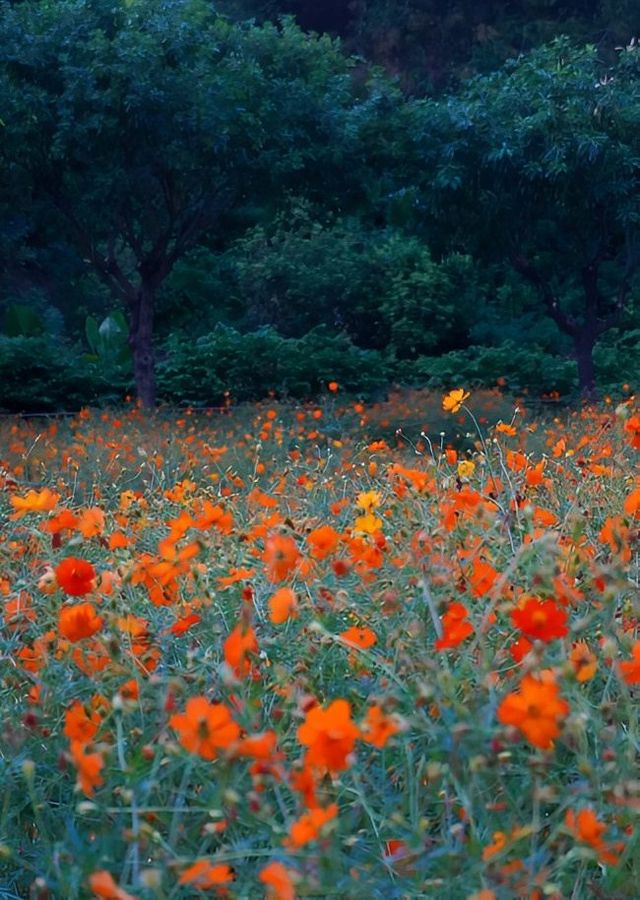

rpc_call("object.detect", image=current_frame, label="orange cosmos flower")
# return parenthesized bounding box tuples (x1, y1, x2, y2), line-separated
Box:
(59, 603, 104, 642)
(268, 587, 297, 624)
(88, 870, 135, 900)
(361, 704, 400, 748)
(297, 699, 360, 772)
(442, 388, 470, 413)
(263, 533, 300, 583)
(178, 860, 235, 891)
(511, 597, 568, 642)
(259, 861, 297, 900)
(223, 623, 258, 678)
(169, 697, 240, 760)
(169, 611, 201, 636)
(624, 487, 640, 519)
(284, 804, 338, 848)
(469, 558, 497, 597)
(510, 636, 533, 663)
(307, 525, 340, 559)
(624, 414, 640, 450)
(619, 641, 640, 684)
(570, 641, 597, 683)
(70, 741, 104, 797)
(497, 671, 569, 750)
(565, 809, 623, 866)
(55, 557, 97, 596)
(340, 626, 377, 650)
(77, 506, 106, 538)
(64, 700, 101, 743)
(42, 508, 80, 536)
(9, 487, 60, 519)
(435, 602, 473, 650)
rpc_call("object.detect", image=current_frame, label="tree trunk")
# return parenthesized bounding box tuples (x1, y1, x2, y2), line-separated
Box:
(574, 331, 597, 400)
(130, 282, 156, 409)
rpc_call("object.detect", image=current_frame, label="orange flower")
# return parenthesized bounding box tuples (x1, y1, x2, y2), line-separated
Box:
(77, 507, 106, 538)
(469, 558, 497, 597)
(570, 641, 597, 683)
(9, 487, 59, 519)
(223, 624, 258, 678)
(169, 697, 240, 760)
(64, 700, 101, 743)
(360, 704, 400, 748)
(566, 809, 623, 866)
(178, 860, 235, 891)
(88, 870, 135, 900)
(284, 804, 338, 848)
(619, 641, 640, 684)
(442, 388, 470, 413)
(511, 597, 568, 642)
(59, 603, 104, 642)
(496, 671, 569, 750)
(268, 587, 298, 624)
(623, 487, 640, 519)
(169, 612, 201, 636)
(70, 741, 104, 796)
(482, 830, 508, 861)
(307, 525, 340, 560)
(339, 626, 377, 650)
(259, 861, 297, 900)
(263, 533, 300, 583)
(297, 699, 360, 772)
(624, 414, 640, 450)
(435, 603, 473, 650)
(235, 730, 279, 761)
(55, 557, 97, 596)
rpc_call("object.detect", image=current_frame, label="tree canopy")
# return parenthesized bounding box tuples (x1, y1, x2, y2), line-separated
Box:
(2, 0, 640, 409)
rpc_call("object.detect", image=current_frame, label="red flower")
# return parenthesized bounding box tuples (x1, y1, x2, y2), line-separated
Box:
(55, 557, 97, 596)
(435, 603, 473, 650)
(511, 597, 568, 642)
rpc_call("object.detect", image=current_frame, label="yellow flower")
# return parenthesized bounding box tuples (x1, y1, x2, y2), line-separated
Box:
(442, 388, 470, 413)
(356, 490, 381, 512)
(457, 460, 475, 479)
(354, 512, 383, 534)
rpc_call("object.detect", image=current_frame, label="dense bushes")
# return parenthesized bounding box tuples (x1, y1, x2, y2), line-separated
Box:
(0, 336, 131, 413)
(405, 341, 579, 395)
(157, 325, 390, 404)
(7, 325, 636, 413)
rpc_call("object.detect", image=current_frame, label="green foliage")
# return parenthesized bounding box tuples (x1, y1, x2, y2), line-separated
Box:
(157, 325, 389, 404)
(0, 336, 129, 412)
(3, 303, 45, 337)
(84, 311, 131, 372)
(379, 243, 479, 357)
(405, 341, 579, 395)
(594, 327, 640, 388)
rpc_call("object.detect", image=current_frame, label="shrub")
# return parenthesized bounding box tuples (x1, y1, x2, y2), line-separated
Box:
(0, 336, 129, 412)
(401, 341, 578, 395)
(157, 325, 390, 404)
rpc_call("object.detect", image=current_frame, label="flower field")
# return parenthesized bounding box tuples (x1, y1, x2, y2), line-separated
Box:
(2, 388, 640, 898)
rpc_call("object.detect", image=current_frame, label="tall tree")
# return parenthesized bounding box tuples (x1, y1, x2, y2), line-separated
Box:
(411, 37, 640, 395)
(0, 0, 369, 406)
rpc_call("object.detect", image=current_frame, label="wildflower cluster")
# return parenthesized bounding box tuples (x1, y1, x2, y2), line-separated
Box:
(1, 388, 640, 896)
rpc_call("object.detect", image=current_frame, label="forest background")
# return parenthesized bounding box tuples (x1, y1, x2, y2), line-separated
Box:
(2, 0, 640, 411)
